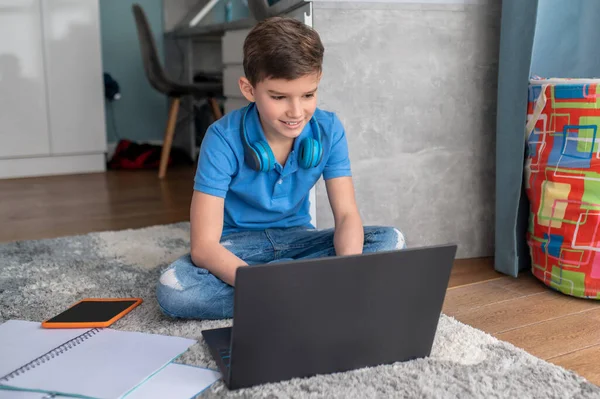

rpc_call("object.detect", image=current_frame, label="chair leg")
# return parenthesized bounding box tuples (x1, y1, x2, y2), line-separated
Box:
(158, 97, 181, 179)
(208, 97, 223, 121)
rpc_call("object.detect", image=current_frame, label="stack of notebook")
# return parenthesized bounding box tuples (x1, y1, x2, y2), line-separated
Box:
(0, 320, 221, 399)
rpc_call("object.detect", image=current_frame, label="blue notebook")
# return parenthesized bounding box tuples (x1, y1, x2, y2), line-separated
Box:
(0, 320, 196, 399)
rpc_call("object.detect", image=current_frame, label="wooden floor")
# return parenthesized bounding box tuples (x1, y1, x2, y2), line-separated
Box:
(1, 167, 599, 386)
(0, 167, 196, 243)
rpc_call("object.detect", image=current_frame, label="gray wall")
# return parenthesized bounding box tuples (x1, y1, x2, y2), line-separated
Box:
(313, 1, 501, 258)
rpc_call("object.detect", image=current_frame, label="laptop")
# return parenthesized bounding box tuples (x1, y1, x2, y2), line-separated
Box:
(201, 244, 457, 390)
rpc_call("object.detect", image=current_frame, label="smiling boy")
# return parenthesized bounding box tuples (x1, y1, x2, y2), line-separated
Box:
(156, 17, 406, 320)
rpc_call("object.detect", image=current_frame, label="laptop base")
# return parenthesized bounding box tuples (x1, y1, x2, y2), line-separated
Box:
(202, 327, 232, 385)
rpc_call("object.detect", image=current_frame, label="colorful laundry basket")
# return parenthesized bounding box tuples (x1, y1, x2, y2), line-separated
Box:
(525, 78, 600, 299)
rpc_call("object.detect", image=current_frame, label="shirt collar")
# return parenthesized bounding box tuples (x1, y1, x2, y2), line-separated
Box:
(245, 102, 266, 143)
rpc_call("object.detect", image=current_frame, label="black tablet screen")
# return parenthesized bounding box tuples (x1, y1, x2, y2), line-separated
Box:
(46, 300, 138, 323)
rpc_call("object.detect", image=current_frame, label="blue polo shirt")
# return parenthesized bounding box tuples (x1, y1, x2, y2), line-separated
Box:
(194, 103, 352, 236)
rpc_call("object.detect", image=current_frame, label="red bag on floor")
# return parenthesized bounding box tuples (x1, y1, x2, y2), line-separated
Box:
(107, 140, 164, 170)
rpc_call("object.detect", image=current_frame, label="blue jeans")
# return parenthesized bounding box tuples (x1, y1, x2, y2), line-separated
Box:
(156, 225, 405, 320)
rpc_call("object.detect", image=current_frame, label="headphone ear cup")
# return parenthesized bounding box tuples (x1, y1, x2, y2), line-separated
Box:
(253, 140, 276, 172)
(244, 144, 263, 171)
(299, 138, 322, 169)
(314, 138, 323, 166)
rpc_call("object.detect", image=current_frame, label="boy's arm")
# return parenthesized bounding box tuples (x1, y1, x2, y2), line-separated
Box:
(325, 176, 364, 256)
(190, 191, 247, 286)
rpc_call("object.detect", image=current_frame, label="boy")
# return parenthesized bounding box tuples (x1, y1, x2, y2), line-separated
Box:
(156, 17, 405, 320)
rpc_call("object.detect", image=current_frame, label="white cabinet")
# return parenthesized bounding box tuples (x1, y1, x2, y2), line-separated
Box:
(0, 0, 107, 179)
(41, 0, 106, 155)
(0, 0, 51, 158)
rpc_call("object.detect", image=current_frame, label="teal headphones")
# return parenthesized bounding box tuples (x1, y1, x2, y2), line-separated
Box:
(240, 103, 323, 172)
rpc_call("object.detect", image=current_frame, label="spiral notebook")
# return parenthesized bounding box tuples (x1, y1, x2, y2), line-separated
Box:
(0, 363, 221, 399)
(0, 320, 196, 399)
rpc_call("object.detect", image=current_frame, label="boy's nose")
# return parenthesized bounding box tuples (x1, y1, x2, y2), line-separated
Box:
(287, 101, 302, 119)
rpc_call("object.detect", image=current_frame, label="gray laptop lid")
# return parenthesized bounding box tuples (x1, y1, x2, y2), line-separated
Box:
(227, 244, 457, 389)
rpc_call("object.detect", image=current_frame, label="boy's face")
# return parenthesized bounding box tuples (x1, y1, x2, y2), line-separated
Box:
(239, 73, 320, 144)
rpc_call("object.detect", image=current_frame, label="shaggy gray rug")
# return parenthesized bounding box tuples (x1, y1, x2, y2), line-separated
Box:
(1, 223, 599, 399)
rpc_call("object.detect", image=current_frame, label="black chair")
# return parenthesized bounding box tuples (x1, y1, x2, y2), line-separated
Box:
(132, 4, 223, 179)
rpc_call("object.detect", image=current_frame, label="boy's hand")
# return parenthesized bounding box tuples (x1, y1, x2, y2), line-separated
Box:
(325, 177, 364, 255)
(190, 191, 247, 286)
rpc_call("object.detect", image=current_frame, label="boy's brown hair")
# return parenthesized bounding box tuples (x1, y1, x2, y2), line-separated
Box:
(243, 17, 324, 86)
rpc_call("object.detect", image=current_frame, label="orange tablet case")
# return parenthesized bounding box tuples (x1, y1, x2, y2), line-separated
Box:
(41, 298, 143, 329)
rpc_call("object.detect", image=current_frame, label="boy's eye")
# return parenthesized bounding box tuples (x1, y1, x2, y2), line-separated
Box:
(271, 96, 285, 100)
(304, 94, 315, 98)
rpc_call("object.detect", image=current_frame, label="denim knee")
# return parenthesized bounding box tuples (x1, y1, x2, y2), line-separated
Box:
(156, 254, 234, 320)
(156, 256, 191, 318)
(364, 226, 407, 252)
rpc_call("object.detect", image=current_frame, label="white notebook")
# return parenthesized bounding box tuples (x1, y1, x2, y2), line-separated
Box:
(124, 363, 221, 399)
(0, 320, 196, 399)
(0, 364, 221, 399)
(0, 390, 55, 399)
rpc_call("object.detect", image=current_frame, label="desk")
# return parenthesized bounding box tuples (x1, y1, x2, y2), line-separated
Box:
(163, 18, 257, 161)
(164, 18, 255, 39)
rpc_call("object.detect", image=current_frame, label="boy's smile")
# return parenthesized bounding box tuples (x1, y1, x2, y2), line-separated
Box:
(239, 73, 321, 148)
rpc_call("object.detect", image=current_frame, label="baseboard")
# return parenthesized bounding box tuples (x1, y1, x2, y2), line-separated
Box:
(0, 153, 106, 179)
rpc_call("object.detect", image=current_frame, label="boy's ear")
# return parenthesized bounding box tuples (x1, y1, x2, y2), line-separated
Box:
(238, 77, 256, 102)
